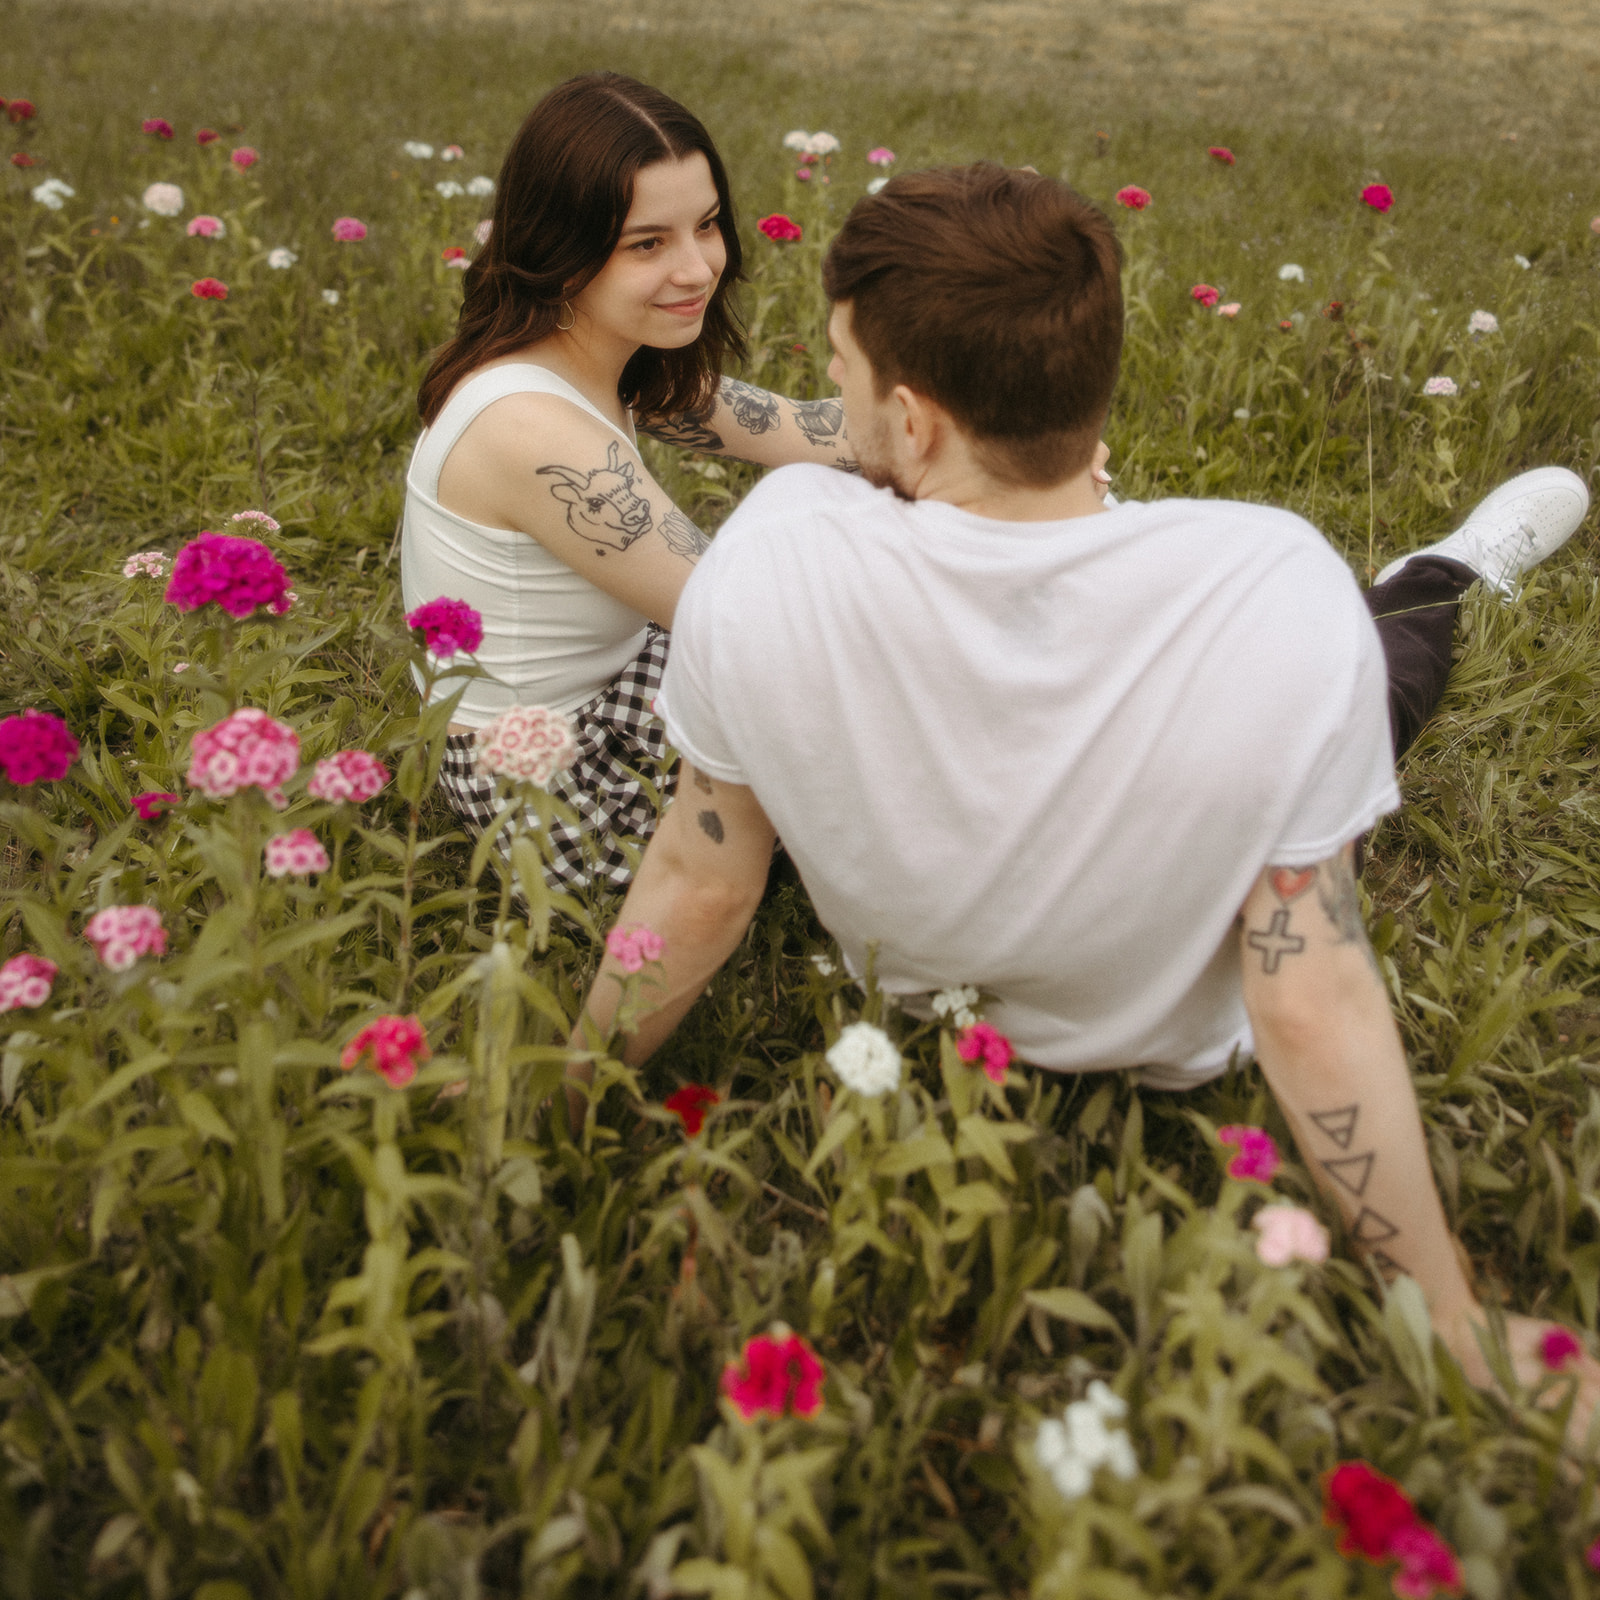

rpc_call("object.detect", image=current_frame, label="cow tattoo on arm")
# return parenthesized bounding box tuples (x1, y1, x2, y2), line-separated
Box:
(660, 509, 710, 560)
(794, 397, 845, 449)
(723, 379, 781, 436)
(537, 442, 654, 555)
(1306, 1103, 1400, 1273)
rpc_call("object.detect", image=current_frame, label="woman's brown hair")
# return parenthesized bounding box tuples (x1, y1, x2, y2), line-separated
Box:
(418, 73, 745, 426)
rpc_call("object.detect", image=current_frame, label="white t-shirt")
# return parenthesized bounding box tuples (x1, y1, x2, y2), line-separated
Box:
(655, 466, 1400, 1087)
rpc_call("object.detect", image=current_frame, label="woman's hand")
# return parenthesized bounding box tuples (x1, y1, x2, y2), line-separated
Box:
(642, 377, 855, 474)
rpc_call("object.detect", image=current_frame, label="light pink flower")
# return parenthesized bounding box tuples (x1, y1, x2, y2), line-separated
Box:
(229, 509, 281, 533)
(0, 710, 79, 785)
(186, 214, 225, 238)
(956, 1021, 1015, 1084)
(306, 749, 389, 803)
(264, 828, 330, 878)
(1217, 301, 1241, 317)
(230, 146, 258, 169)
(142, 117, 175, 139)
(1541, 1326, 1582, 1371)
(1251, 1204, 1329, 1266)
(796, 168, 812, 182)
(606, 923, 664, 974)
(866, 146, 896, 166)
(0, 953, 57, 1013)
(331, 216, 368, 242)
(341, 1013, 429, 1088)
(165, 531, 291, 618)
(84, 905, 167, 971)
(186, 708, 300, 803)
(722, 1329, 825, 1421)
(1115, 185, 1151, 209)
(473, 705, 577, 787)
(405, 595, 482, 658)
(1360, 183, 1394, 213)
(1190, 283, 1220, 308)
(1217, 1124, 1280, 1182)
(1421, 376, 1459, 397)
(123, 550, 169, 579)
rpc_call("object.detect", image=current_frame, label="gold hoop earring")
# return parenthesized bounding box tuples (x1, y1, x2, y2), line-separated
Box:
(555, 301, 575, 332)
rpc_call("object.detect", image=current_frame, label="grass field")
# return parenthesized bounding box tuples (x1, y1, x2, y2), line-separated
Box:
(2, 1, 1600, 1594)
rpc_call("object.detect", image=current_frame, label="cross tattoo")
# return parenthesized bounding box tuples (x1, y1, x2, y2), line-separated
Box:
(1247, 908, 1306, 973)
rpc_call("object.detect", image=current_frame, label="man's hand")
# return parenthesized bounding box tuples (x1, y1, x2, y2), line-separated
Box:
(566, 763, 775, 1129)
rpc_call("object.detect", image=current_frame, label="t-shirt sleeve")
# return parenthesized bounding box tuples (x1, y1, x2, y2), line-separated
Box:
(654, 557, 749, 785)
(1267, 606, 1401, 866)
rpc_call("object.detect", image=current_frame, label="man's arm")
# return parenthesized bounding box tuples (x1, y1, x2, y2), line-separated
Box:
(567, 763, 776, 1125)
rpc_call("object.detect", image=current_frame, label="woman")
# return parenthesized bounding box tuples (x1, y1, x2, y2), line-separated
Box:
(402, 72, 858, 893)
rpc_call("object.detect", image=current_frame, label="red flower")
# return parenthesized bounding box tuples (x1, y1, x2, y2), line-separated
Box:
(230, 146, 258, 170)
(8, 100, 36, 124)
(142, 117, 175, 139)
(1217, 1124, 1280, 1182)
(1115, 185, 1151, 209)
(191, 277, 229, 301)
(1279, 318, 1294, 331)
(1588, 1539, 1600, 1574)
(1361, 183, 1395, 213)
(1541, 1326, 1582, 1370)
(665, 1083, 719, 1136)
(1322, 300, 1346, 321)
(196, 128, 219, 145)
(722, 1329, 825, 1421)
(341, 1014, 430, 1089)
(1191, 283, 1220, 308)
(10, 152, 35, 168)
(131, 790, 181, 820)
(441, 246, 468, 263)
(758, 213, 803, 243)
(1208, 146, 1236, 164)
(1322, 1461, 1419, 1558)
(956, 1021, 1015, 1084)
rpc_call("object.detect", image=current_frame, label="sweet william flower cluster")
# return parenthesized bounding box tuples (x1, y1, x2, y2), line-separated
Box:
(1217, 1124, 1281, 1181)
(605, 923, 664, 974)
(956, 1021, 1014, 1084)
(264, 829, 330, 878)
(306, 749, 388, 804)
(142, 182, 184, 217)
(0, 710, 79, 785)
(665, 1083, 719, 1136)
(342, 1015, 430, 1089)
(84, 906, 166, 972)
(722, 1327, 825, 1421)
(0, 953, 57, 1013)
(186, 708, 299, 806)
(405, 596, 483, 658)
(1034, 1381, 1138, 1501)
(826, 1020, 901, 1097)
(1323, 1462, 1462, 1599)
(165, 532, 292, 618)
(472, 705, 578, 787)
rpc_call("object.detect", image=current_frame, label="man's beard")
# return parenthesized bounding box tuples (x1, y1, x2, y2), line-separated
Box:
(855, 414, 916, 502)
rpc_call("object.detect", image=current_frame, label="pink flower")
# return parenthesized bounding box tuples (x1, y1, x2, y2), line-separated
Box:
(1217, 301, 1241, 317)
(341, 1013, 429, 1088)
(8, 100, 37, 124)
(1252, 1204, 1330, 1266)
(1361, 183, 1395, 213)
(186, 215, 226, 239)
(405, 595, 483, 658)
(229, 509, 281, 533)
(472, 705, 577, 787)
(722, 1329, 825, 1421)
(1191, 283, 1220, 307)
(956, 1021, 1015, 1084)
(0, 709, 79, 785)
(331, 216, 368, 242)
(186, 708, 300, 803)
(665, 1083, 719, 1136)
(1421, 376, 1458, 397)
(1217, 1124, 1280, 1182)
(1541, 1326, 1582, 1371)
(190, 278, 229, 300)
(758, 213, 803, 243)
(165, 531, 291, 618)
(1208, 145, 1235, 164)
(196, 128, 219, 146)
(10, 152, 35, 168)
(441, 246, 469, 268)
(130, 791, 180, 820)
(1387, 1524, 1464, 1599)
(306, 749, 389, 803)
(606, 923, 665, 974)
(1115, 185, 1151, 209)
(230, 146, 258, 169)
(1324, 1462, 1420, 1560)
(1590, 216, 1600, 237)
(83, 906, 167, 972)
(866, 146, 896, 166)
(441, 143, 465, 161)
(796, 168, 812, 182)
(1587, 1539, 1600, 1573)
(0, 953, 57, 1013)
(123, 550, 169, 578)
(142, 117, 175, 139)
(264, 828, 330, 878)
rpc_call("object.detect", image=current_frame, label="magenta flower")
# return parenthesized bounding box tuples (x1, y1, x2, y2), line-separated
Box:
(83, 906, 167, 972)
(1115, 185, 1151, 209)
(142, 117, 175, 139)
(1251, 1203, 1329, 1266)
(264, 828, 330, 878)
(1208, 145, 1235, 165)
(606, 923, 664, 974)
(1217, 1124, 1281, 1182)
(405, 596, 483, 658)
(165, 532, 291, 619)
(1191, 283, 1220, 308)
(722, 1329, 825, 1421)
(1387, 1524, 1464, 1600)
(956, 1021, 1015, 1084)
(1588, 1539, 1600, 1574)
(196, 128, 219, 146)
(1361, 183, 1395, 213)
(306, 749, 389, 803)
(1541, 1326, 1582, 1371)
(0, 710, 79, 785)
(130, 791, 180, 820)
(186, 215, 226, 239)
(341, 1013, 429, 1088)
(186, 708, 300, 805)
(331, 216, 368, 242)
(230, 146, 258, 169)
(866, 146, 896, 166)
(0, 953, 57, 1013)
(190, 278, 229, 301)
(8, 100, 37, 124)
(758, 213, 803, 243)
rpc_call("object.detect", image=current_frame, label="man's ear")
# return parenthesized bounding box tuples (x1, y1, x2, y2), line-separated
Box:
(892, 383, 943, 462)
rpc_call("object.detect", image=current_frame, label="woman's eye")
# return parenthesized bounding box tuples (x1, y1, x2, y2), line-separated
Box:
(632, 238, 661, 252)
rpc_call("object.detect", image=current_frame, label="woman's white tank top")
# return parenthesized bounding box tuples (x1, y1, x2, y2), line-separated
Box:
(400, 363, 652, 725)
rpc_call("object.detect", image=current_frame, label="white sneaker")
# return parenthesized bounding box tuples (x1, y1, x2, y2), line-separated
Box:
(1375, 466, 1590, 596)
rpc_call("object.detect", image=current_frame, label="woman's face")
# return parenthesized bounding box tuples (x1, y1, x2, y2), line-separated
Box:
(572, 152, 727, 351)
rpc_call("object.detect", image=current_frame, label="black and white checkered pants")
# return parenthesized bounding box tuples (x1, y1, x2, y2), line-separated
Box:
(437, 627, 674, 892)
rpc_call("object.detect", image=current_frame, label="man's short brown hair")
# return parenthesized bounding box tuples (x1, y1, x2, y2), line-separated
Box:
(821, 164, 1123, 487)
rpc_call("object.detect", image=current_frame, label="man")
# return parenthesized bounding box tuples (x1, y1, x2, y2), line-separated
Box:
(572, 164, 1594, 1420)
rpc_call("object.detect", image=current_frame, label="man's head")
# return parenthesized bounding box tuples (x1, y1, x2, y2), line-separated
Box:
(821, 164, 1123, 497)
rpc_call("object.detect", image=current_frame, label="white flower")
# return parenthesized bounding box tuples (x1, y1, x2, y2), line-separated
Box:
(1232, 407, 1251, 421)
(1468, 309, 1500, 334)
(1034, 1382, 1138, 1502)
(266, 247, 297, 269)
(1513, 253, 1531, 270)
(810, 953, 838, 977)
(931, 985, 979, 1029)
(1277, 262, 1305, 282)
(435, 179, 465, 198)
(474, 218, 492, 245)
(31, 178, 75, 210)
(866, 176, 889, 195)
(1421, 375, 1458, 396)
(805, 132, 841, 156)
(466, 175, 495, 197)
(321, 288, 341, 306)
(141, 181, 184, 217)
(826, 1021, 901, 1096)
(782, 130, 811, 151)
(403, 140, 434, 159)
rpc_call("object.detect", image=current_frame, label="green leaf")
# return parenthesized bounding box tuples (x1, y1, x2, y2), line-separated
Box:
(177, 1090, 236, 1145)
(1024, 1286, 1120, 1333)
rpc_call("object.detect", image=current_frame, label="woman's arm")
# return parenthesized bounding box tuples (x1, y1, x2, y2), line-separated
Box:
(640, 376, 856, 473)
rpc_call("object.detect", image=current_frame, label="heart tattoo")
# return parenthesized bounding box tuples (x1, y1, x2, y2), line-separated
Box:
(1270, 866, 1317, 902)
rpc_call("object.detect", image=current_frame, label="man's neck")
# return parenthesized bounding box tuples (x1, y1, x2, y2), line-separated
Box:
(908, 458, 1108, 524)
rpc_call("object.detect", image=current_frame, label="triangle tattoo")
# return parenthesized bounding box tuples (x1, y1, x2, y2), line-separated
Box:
(1322, 1152, 1375, 1197)
(1309, 1105, 1359, 1149)
(1351, 1207, 1400, 1246)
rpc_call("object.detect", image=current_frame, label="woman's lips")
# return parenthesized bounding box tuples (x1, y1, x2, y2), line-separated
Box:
(656, 294, 707, 317)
